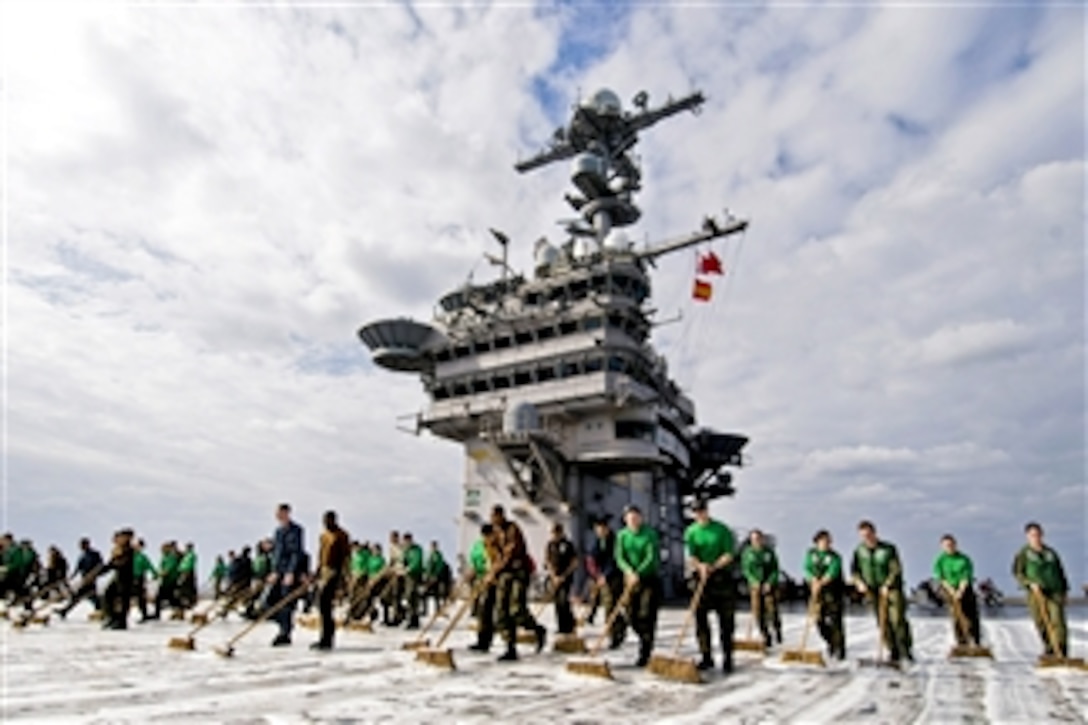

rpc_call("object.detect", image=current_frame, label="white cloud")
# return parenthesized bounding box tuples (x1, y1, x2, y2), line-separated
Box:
(4, 4, 1082, 591)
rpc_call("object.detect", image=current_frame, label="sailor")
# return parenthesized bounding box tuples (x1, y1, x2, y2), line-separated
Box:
(683, 500, 736, 672)
(45, 545, 71, 600)
(267, 502, 306, 647)
(741, 529, 782, 647)
(3, 537, 33, 609)
(212, 555, 228, 600)
(1013, 522, 1070, 658)
(347, 541, 371, 619)
(851, 520, 913, 664)
(383, 531, 404, 626)
(545, 523, 579, 635)
(313, 510, 351, 650)
(491, 505, 546, 661)
(244, 540, 272, 619)
(132, 538, 157, 623)
(933, 534, 981, 646)
(588, 516, 624, 645)
(153, 541, 181, 620)
(177, 543, 198, 610)
(58, 538, 104, 619)
(363, 542, 386, 622)
(803, 530, 845, 660)
(617, 504, 662, 668)
(401, 533, 425, 629)
(425, 540, 450, 613)
(102, 529, 135, 630)
(468, 524, 496, 652)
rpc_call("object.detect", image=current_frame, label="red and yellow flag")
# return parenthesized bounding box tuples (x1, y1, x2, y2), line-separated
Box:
(692, 278, 713, 302)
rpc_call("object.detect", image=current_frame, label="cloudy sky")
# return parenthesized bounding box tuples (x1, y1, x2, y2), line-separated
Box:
(5, 2, 1083, 591)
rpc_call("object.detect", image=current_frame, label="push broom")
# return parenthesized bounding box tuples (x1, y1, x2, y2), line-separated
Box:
(780, 584, 825, 666)
(214, 581, 312, 658)
(402, 589, 461, 651)
(415, 570, 500, 670)
(168, 582, 263, 651)
(566, 580, 636, 680)
(10, 579, 71, 629)
(647, 574, 708, 684)
(947, 594, 992, 659)
(1033, 588, 1086, 670)
(734, 587, 767, 654)
(340, 569, 395, 633)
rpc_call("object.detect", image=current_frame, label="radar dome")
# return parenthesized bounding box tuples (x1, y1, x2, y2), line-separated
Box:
(572, 237, 596, 261)
(534, 238, 559, 268)
(602, 229, 632, 252)
(584, 88, 622, 117)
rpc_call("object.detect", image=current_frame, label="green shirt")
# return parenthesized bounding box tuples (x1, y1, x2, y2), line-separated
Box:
(933, 551, 973, 588)
(851, 541, 903, 590)
(213, 560, 228, 579)
(252, 553, 269, 578)
(683, 520, 735, 565)
(469, 539, 489, 576)
(803, 548, 842, 582)
(179, 551, 197, 574)
(741, 546, 780, 586)
(351, 548, 371, 576)
(367, 553, 386, 576)
(1013, 545, 1068, 595)
(160, 552, 180, 581)
(133, 551, 157, 580)
(403, 544, 424, 578)
(426, 550, 446, 578)
(616, 525, 660, 577)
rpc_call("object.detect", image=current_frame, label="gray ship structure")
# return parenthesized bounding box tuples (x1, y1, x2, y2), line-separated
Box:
(359, 87, 750, 597)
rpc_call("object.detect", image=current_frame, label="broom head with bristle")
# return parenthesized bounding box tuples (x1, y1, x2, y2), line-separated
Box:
(170, 610, 186, 621)
(949, 644, 993, 659)
(168, 636, 196, 651)
(857, 657, 899, 670)
(415, 647, 456, 670)
(553, 634, 587, 654)
(1037, 654, 1086, 669)
(402, 638, 431, 651)
(733, 638, 767, 654)
(88, 611, 105, 622)
(780, 649, 826, 667)
(646, 653, 704, 684)
(565, 658, 614, 680)
(213, 645, 235, 658)
(11, 618, 28, 630)
(345, 621, 374, 632)
(32, 615, 49, 626)
(190, 613, 209, 625)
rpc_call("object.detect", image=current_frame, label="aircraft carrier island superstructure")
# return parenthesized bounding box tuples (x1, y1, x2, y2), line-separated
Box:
(359, 87, 750, 597)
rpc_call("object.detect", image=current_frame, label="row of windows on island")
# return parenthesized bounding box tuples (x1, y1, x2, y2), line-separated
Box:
(439, 270, 651, 314)
(434, 310, 648, 363)
(429, 348, 675, 402)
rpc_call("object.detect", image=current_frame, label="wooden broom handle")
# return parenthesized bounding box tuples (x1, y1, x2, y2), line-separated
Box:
(432, 567, 502, 650)
(672, 573, 709, 657)
(796, 583, 820, 652)
(588, 580, 637, 657)
(1031, 587, 1064, 655)
(224, 581, 311, 648)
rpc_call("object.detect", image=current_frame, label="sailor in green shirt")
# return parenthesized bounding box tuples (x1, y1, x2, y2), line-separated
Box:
(741, 529, 782, 648)
(401, 533, 425, 629)
(153, 542, 181, 620)
(212, 555, 228, 600)
(358, 543, 387, 623)
(683, 499, 736, 673)
(933, 534, 981, 646)
(178, 543, 198, 610)
(132, 538, 157, 622)
(803, 530, 846, 660)
(616, 504, 661, 668)
(425, 541, 450, 612)
(1013, 522, 1070, 658)
(851, 520, 913, 664)
(468, 524, 499, 652)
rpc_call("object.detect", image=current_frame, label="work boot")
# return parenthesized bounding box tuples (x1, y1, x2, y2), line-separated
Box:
(722, 655, 733, 674)
(764, 634, 773, 648)
(468, 642, 489, 653)
(272, 634, 292, 647)
(636, 641, 651, 668)
(775, 629, 783, 645)
(535, 625, 547, 653)
(498, 646, 518, 662)
(310, 641, 332, 651)
(697, 655, 715, 671)
(609, 632, 625, 650)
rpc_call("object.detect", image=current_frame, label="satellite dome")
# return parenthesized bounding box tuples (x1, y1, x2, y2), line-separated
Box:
(602, 229, 632, 253)
(572, 237, 596, 261)
(534, 239, 559, 270)
(584, 88, 622, 116)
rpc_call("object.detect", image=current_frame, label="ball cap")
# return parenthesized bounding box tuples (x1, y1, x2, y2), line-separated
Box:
(623, 504, 642, 515)
(692, 499, 709, 512)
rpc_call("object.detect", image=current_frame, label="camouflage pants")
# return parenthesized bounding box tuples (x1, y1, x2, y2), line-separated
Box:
(754, 587, 781, 643)
(382, 575, 404, 623)
(404, 575, 422, 624)
(474, 580, 497, 648)
(1028, 592, 1067, 656)
(347, 575, 370, 620)
(626, 576, 661, 653)
(950, 589, 982, 646)
(596, 575, 627, 644)
(872, 589, 912, 660)
(815, 588, 845, 658)
(495, 570, 538, 636)
(696, 572, 734, 661)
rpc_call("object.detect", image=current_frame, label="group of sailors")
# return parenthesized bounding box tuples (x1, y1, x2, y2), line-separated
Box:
(3, 505, 1073, 670)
